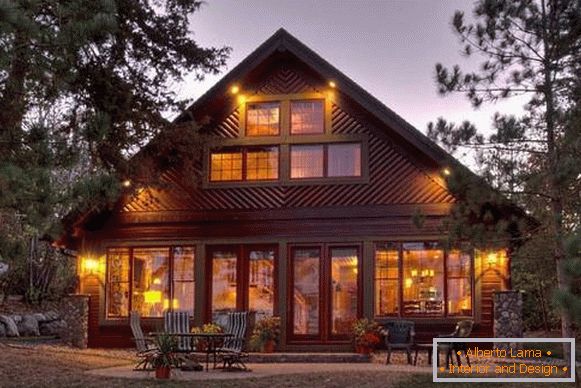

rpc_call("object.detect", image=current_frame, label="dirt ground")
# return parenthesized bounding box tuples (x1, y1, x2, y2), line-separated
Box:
(0, 343, 577, 388)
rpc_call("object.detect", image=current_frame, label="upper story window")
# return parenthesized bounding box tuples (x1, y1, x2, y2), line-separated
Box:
(246, 102, 280, 136)
(291, 100, 324, 135)
(210, 146, 279, 182)
(210, 148, 243, 181)
(290, 143, 361, 179)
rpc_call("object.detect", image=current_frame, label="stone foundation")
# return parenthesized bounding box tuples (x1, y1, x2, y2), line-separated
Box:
(493, 290, 523, 350)
(60, 294, 89, 349)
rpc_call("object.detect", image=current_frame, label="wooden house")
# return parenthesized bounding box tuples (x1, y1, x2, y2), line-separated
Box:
(64, 29, 511, 350)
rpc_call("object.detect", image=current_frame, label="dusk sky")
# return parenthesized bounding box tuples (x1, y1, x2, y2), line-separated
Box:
(180, 0, 528, 161)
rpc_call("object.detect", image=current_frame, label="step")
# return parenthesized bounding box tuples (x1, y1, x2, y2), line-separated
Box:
(248, 352, 371, 363)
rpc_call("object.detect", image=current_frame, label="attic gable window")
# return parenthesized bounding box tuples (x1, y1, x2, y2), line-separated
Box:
(290, 143, 361, 179)
(246, 102, 280, 136)
(291, 100, 324, 134)
(210, 146, 279, 182)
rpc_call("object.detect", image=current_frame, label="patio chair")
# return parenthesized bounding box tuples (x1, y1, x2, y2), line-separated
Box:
(382, 320, 415, 364)
(129, 311, 156, 371)
(216, 311, 250, 371)
(164, 310, 193, 353)
(438, 319, 474, 367)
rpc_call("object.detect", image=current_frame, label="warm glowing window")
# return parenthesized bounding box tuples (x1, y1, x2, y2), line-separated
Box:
(106, 246, 195, 319)
(328, 143, 361, 177)
(447, 250, 472, 316)
(132, 248, 170, 318)
(210, 245, 277, 322)
(173, 247, 195, 316)
(290, 145, 324, 178)
(246, 146, 279, 180)
(291, 100, 324, 134)
(210, 149, 243, 181)
(107, 248, 130, 318)
(292, 248, 320, 335)
(246, 102, 280, 136)
(374, 243, 399, 316)
(402, 242, 444, 316)
(248, 249, 275, 321)
(211, 250, 238, 317)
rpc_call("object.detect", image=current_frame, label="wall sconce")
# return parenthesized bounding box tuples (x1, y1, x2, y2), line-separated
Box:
(487, 252, 498, 267)
(81, 258, 100, 276)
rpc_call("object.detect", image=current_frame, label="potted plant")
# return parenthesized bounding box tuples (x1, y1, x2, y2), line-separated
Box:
(151, 333, 180, 379)
(352, 318, 381, 354)
(249, 316, 280, 353)
(191, 322, 223, 351)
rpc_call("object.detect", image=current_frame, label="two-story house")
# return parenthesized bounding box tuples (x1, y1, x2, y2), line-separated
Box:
(63, 29, 512, 351)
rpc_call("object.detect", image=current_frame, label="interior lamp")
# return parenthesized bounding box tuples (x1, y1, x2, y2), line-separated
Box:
(143, 290, 162, 304)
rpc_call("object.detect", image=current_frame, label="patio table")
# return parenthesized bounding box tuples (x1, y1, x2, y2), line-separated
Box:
(149, 332, 233, 371)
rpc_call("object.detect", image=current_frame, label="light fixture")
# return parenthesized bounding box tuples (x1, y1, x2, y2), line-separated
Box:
(404, 278, 413, 288)
(487, 252, 498, 267)
(442, 168, 451, 177)
(82, 258, 99, 275)
(152, 277, 161, 285)
(143, 290, 162, 304)
(122, 179, 131, 188)
(329, 81, 336, 88)
(230, 85, 240, 94)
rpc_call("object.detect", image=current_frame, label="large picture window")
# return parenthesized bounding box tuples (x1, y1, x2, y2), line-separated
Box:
(291, 100, 324, 135)
(246, 102, 280, 136)
(106, 246, 195, 319)
(290, 143, 361, 179)
(210, 146, 279, 182)
(374, 242, 477, 318)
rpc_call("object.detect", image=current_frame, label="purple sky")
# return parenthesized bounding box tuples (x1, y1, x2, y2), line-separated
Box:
(179, 0, 527, 161)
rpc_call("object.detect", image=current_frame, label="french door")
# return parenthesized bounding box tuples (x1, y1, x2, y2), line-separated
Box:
(289, 244, 361, 343)
(206, 244, 277, 322)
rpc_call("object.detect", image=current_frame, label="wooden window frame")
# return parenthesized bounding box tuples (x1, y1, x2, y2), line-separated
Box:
(245, 101, 281, 137)
(104, 245, 195, 320)
(208, 146, 280, 183)
(372, 242, 475, 320)
(204, 92, 370, 187)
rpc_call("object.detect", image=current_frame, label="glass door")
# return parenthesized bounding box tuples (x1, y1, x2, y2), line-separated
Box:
(290, 244, 361, 342)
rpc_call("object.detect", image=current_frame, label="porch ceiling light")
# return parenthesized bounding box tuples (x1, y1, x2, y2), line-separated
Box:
(230, 85, 240, 94)
(82, 257, 99, 275)
(442, 168, 451, 177)
(122, 179, 132, 188)
(329, 80, 336, 88)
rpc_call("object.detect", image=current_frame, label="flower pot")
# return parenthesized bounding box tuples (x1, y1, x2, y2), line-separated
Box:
(155, 366, 171, 379)
(262, 339, 276, 353)
(355, 345, 372, 355)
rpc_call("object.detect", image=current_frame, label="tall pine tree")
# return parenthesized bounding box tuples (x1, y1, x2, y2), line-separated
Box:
(429, 0, 581, 361)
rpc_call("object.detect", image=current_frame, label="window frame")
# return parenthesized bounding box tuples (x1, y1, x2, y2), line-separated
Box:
(245, 101, 281, 137)
(373, 242, 475, 319)
(209, 145, 280, 183)
(104, 245, 196, 320)
(204, 92, 369, 188)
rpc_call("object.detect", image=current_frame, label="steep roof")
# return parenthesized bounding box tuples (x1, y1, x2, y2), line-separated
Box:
(176, 28, 456, 169)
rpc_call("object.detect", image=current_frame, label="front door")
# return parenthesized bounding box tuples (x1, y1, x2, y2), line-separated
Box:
(289, 244, 361, 343)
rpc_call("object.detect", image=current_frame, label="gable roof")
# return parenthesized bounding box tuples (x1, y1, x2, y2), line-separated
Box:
(176, 28, 456, 170)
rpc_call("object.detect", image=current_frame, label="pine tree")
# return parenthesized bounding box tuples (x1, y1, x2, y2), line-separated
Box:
(0, 0, 230, 302)
(429, 0, 581, 362)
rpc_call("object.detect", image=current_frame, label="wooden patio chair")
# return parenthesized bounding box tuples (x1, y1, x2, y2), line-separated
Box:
(382, 320, 415, 364)
(438, 320, 474, 367)
(216, 311, 250, 371)
(164, 310, 193, 353)
(129, 311, 156, 371)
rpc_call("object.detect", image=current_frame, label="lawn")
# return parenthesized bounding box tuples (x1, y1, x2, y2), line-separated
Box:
(0, 343, 577, 388)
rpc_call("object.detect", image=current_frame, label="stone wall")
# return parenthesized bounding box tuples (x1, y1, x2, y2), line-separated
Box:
(493, 290, 523, 350)
(60, 294, 89, 349)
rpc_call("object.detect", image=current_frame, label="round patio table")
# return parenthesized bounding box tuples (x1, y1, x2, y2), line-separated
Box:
(150, 332, 233, 371)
